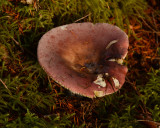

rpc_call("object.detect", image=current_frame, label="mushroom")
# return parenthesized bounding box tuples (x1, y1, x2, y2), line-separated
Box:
(37, 22, 129, 98)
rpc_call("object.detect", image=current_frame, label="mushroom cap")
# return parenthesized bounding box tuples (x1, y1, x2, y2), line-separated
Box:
(37, 22, 129, 98)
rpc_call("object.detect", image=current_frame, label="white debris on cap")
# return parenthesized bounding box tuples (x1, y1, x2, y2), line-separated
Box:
(60, 25, 67, 30)
(106, 40, 118, 50)
(117, 59, 123, 65)
(105, 73, 109, 76)
(108, 58, 116, 62)
(108, 58, 123, 65)
(94, 91, 104, 97)
(93, 74, 106, 87)
(112, 77, 120, 89)
(122, 52, 128, 59)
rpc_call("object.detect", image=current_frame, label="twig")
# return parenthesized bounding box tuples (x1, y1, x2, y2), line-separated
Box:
(11, 37, 24, 51)
(74, 13, 91, 23)
(152, 12, 159, 44)
(138, 30, 160, 34)
(151, 12, 160, 68)
(0, 78, 12, 95)
(125, 77, 151, 115)
(11, 37, 37, 58)
(141, 18, 157, 33)
(48, 76, 52, 89)
(152, 13, 159, 59)
(0, 78, 9, 90)
(136, 10, 158, 33)
(137, 120, 160, 126)
(34, 0, 40, 11)
(11, 37, 20, 46)
(152, 13, 158, 31)
(148, 5, 160, 17)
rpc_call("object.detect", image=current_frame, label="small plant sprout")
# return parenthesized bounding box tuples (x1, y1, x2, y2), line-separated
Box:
(37, 22, 129, 98)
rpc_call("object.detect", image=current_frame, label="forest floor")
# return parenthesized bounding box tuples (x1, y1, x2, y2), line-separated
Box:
(0, 0, 160, 128)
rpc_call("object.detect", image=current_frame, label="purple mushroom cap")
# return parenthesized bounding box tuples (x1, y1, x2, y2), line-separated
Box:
(37, 22, 129, 98)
